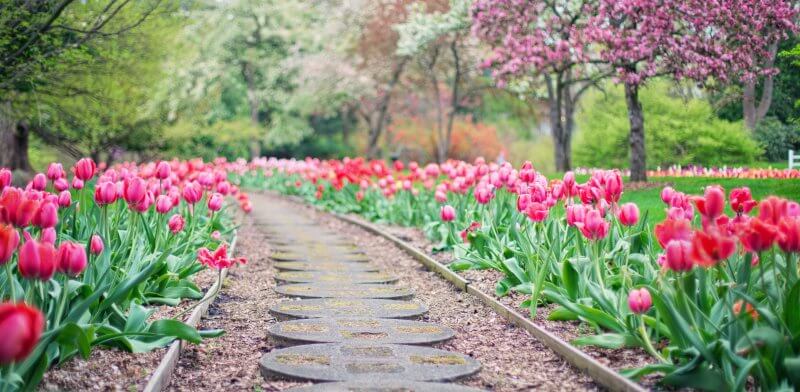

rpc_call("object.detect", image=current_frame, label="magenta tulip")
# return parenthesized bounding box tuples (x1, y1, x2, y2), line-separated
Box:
(46, 163, 65, 181)
(0, 302, 44, 365)
(168, 214, 185, 234)
(628, 288, 652, 314)
(57, 242, 87, 276)
(18, 232, 57, 281)
(0, 169, 11, 191)
(208, 193, 224, 212)
(73, 158, 96, 181)
(90, 235, 104, 255)
(57, 191, 71, 208)
(440, 205, 456, 222)
(30, 174, 46, 191)
(32, 202, 58, 229)
(155, 161, 171, 180)
(617, 203, 640, 226)
(665, 240, 693, 272)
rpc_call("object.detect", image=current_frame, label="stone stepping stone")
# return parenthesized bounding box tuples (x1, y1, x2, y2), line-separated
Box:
(271, 246, 365, 257)
(259, 343, 480, 382)
(268, 318, 455, 345)
(270, 252, 371, 263)
(286, 381, 485, 391)
(275, 262, 380, 272)
(275, 271, 398, 284)
(270, 299, 427, 319)
(276, 284, 413, 300)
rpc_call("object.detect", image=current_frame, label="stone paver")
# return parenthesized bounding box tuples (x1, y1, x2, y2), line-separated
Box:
(269, 298, 429, 319)
(268, 317, 455, 345)
(285, 381, 485, 391)
(275, 283, 414, 299)
(274, 261, 380, 272)
(275, 271, 398, 284)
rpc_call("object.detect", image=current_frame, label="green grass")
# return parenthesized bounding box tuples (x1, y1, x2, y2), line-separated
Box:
(618, 177, 800, 224)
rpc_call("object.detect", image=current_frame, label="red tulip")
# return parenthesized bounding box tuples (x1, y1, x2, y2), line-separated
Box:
(207, 193, 224, 212)
(73, 158, 97, 181)
(0, 302, 44, 364)
(0, 169, 11, 190)
(739, 218, 778, 253)
(733, 300, 759, 321)
(664, 240, 693, 272)
(94, 181, 118, 205)
(168, 214, 185, 234)
(18, 232, 57, 280)
(440, 205, 456, 222)
(693, 185, 725, 220)
(617, 203, 640, 226)
(56, 241, 87, 276)
(0, 223, 19, 264)
(155, 161, 171, 180)
(730, 187, 756, 215)
(628, 288, 652, 314)
(90, 235, 104, 255)
(32, 201, 58, 229)
(196, 243, 246, 270)
(778, 218, 800, 253)
(654, 218, 692, 248)
(0, 188, 39, 228)
(691, 228, 736, 268)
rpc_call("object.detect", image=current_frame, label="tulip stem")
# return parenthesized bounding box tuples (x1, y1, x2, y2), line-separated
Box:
(5, 263, 16, 302)
(638, 322, 667, 363)
(53, 276, 69, 327)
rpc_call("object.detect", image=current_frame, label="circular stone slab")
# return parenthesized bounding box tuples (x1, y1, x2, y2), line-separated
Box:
(268, 318, 455, 345)
(271, 252, 371, 263)
(270, 299, 427, 319)
(259, 343, 480, 382)
(286, 381, 485, 392)
(275, 271, 398, 284)
(273, 245, 365, 256)
(275, 284, 413, 300)
(274, 262, 380, 272)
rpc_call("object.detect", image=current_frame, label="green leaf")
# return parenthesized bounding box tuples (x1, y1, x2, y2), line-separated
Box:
(199, 329, 226, 338)
(572, 333, 638, 349)
(561, 259, 580, 301)
(55, 323, 92, 359)
(448, 260, 473, 271)
(620, 363, 674, 380)
(149, 320, 202, 344)
(98, 257, 166, 314)
(663, 364, 727, 391)
(786, 281, 800, 338)
(548, 307, 578, 321)
(784, 356, 800, 387)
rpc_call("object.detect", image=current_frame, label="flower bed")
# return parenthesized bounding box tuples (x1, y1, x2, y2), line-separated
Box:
(239, 157, 800, 391)
(0, 158, 249, 390)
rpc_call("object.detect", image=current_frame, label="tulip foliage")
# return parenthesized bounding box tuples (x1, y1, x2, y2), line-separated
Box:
(240, 156, 800, 390)
(0, 158, 250, 390)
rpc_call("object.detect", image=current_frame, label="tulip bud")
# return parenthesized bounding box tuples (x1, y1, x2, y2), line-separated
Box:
(0, 223, 20, 264)
(90, 235, 104, 255)
(207, 193, 223, 212)
(57, 241, 87, 276)
(665, 240, 693, 272)
(0, 169, 12, 191)
(440, 205, 456, 222)
(94, 181, 118, 205)
(0, 302, 45, 364)
(168, 214, 185, 234)
(617, 203, 640, 226)
(46, 163, 65, 181)
(155, 161, 171, 180)
(31, 173, 47, 191)
(73, 158, 97, 181)
(18, 232, 57, 280)
(123, 177, 147, 207)
(71, 177, 84, 190)
(57, 191, 71, 208)
(628, 288, 652, 314)
(155, 195, 173, 214)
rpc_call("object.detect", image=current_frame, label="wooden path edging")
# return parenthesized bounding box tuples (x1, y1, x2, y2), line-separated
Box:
(142, 233, 238, 392)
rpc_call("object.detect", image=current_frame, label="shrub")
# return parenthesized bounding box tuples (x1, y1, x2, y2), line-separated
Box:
(753, 117, 800, 162)
(574, 81, 762, 168)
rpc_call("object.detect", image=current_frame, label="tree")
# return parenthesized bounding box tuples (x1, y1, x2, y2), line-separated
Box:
(587, 0, 796, 181)
(0, 0, 164, 171)
(472, 0, 606, 172)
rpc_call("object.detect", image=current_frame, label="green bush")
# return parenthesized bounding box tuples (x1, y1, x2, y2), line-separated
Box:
(574, 80, 762, 168)
(753, 117, 800, 162)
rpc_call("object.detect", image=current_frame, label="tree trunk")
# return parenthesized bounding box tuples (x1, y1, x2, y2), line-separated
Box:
(546, 75, 572, 172)
(625, 82, 647, 182)
(241, 61, 262, 159)
(0, 103, 32, 172)
(743, 43, 778, 131)
(365, 58, 408, 160)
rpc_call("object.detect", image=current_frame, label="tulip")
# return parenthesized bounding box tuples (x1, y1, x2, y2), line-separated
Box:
(73, 158, 97, 181)
(155, 195, 173, 214)
(196, 243, 246, 270)
(617, 203, 640, 226)
(758, 196, 788, 225)
(778, 218, 800, 253)
(654, 218, 692, 248)
(30, 173, 46, 191)
(57, 241, 87, 276)
(130, 191, 154, 213)
(665, 240, 693, 272)
(0, 223, 19, 264)
(90, 235, 104, 255)
(155, 161, 171, 180)
(660, 186, 676, 204)
(789, 202, 800, 218)
(434, 190, 447, 203)
(440, 205, 456, 222)
(208, 193, 224, 212)
(40, 228, 56, 245)
(182, 182, 203, 204)
(32, 201, 58, 229)
(94, 181, 118, 205)
(566, 204, 587, 227)
(217, 181, 231, 195)
(53, 178, 69, 192)
(0, 302, 45, 364)
(46, 163, 65, 181)
(730, 187, 756, 215)
(168, 214, 185, 234)
(691, 228, 736, 267)
(602, 170, 623, 203)
(123, 177, 147, 207)
(71, 177, 84, 190)
(738, 218, 778, 253)
(58, 190, 71, 208)
(0, 169, 11, 190)
(525, 202, 549, 222)
(517, 193, 531, 212)
(0, 188, 39, 228)
(693, 185, 725, 221)
(627, 288, 652, 314)
(473, 185, 493, 204)
(18, 232, 57, 280)
(576, 209, 609, 241)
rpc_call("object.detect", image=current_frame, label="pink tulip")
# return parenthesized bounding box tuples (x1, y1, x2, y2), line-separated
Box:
(71, 177, 84, 190)
(155, 161, 171, 180)
(40, 228, 56, 245)
(440, 205, 456, 222)
(617, 203, 640, 226)
(73, 158, 96, 181)
(32, 202, 58, 229)
(0, 302, 44, 365)
(211, 231, 221, 240)
(53, 178, 69, 192)
(0, 224, 19, 265)
(665, 240, 693, 272)
(566, 204, 587, 227)
(576, 209, 609, 241)
(57, 191, 71, 208)
(94, 181, 117, 205)
(0, 169, 11, 190)
(89, 235, 104, 255)
(602, 170, 623, 203)
(628, 288, 652, 314)
(693, 185, 725, 220)
(660, 186, 676, 204)
(207, 193, 224, 212)
(168, 214, 185, 234)
(18, 232, 57, 281)
(525, 202, 549, 222)
(182, 182, 203, 204)
(216, 181, 231, 195)
(46, 163, 64, 181)
(31, 174, 46, 191)
(155, 195, 173, 214)
(57, 241, 87, 276)
(123, 177, 147, 207)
